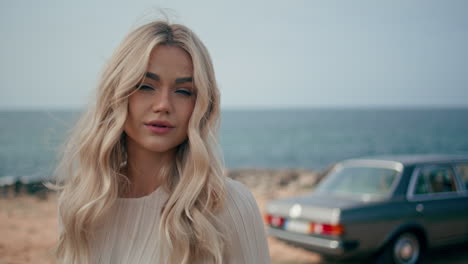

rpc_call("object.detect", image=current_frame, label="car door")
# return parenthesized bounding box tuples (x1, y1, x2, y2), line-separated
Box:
(454, 162, 468, 239)
(407, 164, 467, 246)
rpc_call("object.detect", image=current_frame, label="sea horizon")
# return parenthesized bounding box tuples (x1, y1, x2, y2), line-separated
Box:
(1, 108, 468, 180)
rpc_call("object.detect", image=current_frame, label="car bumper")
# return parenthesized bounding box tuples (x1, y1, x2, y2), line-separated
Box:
(268, 227, 359, 257)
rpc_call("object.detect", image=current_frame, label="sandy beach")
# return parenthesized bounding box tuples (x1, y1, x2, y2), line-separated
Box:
(0, 194, 58, 264)
(1, 169, 467, 264)
(0, 169, 324, 264)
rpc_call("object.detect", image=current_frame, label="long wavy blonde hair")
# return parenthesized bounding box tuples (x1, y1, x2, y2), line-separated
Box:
(52, 21, 226, 263)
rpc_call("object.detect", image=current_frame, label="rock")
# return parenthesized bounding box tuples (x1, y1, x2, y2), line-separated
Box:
(225, 168, 322, 196)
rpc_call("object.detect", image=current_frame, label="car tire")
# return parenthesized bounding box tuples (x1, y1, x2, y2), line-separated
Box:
(376, 232, 424, 264)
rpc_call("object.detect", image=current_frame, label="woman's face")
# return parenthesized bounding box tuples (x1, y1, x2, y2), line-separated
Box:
(124, 45, 196, 154)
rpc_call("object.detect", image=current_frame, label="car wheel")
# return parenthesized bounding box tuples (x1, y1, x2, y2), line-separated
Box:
(377, 232, 423, 264)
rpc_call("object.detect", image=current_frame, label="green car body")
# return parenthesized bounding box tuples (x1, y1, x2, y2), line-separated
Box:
(266, 155, 468, 263)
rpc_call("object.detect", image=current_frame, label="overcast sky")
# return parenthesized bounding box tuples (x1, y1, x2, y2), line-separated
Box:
(1, 0, 467, 110)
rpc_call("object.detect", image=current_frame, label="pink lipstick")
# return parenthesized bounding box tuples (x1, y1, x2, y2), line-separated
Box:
(144, 120, 174, 135)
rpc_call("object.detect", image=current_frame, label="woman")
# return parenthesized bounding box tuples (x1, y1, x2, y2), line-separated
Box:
(53, 20, 270, 263)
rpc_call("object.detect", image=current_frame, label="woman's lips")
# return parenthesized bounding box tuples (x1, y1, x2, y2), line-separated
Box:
(145, 124, 173, 134)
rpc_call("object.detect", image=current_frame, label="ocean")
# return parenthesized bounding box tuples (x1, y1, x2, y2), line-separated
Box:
(1, 108, 468, 180)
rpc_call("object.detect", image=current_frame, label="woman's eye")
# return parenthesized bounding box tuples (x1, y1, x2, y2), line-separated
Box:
(176, 89, 193, 96)
(138, 85, 154, 91)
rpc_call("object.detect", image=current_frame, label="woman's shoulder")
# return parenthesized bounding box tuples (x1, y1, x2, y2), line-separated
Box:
(224, 176, 250, 193)
(218, 177, 271, 263)
(219, 177, 263, 222)
(223, 177, 257, 206)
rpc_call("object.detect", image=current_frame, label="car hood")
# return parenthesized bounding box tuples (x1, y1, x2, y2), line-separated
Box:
(266, 193, 371, 223)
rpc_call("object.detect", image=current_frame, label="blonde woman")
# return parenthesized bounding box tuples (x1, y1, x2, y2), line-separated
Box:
(53, 20, 270, 263)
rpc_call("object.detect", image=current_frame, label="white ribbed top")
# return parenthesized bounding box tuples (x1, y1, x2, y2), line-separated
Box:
(88, 178, 270, 263)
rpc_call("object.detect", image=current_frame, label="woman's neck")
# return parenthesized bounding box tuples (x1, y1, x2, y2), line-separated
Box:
(123, 138, 176, 198)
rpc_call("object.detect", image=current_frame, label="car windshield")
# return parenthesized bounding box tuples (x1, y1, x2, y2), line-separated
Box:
(315, 166, 399, 199)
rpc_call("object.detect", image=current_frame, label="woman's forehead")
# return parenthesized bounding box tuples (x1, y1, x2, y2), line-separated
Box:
(147, 45, 193, 77)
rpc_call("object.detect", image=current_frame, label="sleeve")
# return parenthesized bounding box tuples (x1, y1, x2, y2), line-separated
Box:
(219, 178, 271, 264)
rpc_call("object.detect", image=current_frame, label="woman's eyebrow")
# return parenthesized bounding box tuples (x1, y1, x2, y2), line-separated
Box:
(145, 72, 159, 81)
(145, 72, 192, 84)
(175, 77, 193, 84)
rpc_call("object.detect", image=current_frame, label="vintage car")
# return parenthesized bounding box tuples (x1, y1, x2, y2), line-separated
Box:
(265, 155, 468, 263)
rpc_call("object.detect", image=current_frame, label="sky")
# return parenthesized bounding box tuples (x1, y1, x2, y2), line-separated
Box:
(1, 0, 467, 110)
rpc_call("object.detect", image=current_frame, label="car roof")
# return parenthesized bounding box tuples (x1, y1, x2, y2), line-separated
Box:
(347, 154, 468, 166)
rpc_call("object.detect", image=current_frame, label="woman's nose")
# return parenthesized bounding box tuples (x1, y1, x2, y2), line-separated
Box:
(152, 89, 172, 114)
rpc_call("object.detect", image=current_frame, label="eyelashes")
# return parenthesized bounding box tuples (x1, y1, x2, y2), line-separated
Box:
(136, 85, 194, 96)
(138, 85, 154, 91)
(176, 90, 193, 96)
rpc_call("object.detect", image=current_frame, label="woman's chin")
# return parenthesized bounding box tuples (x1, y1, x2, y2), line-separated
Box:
(143, 144, 179, 155)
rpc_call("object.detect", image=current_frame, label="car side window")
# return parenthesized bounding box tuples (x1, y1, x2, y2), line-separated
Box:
(414, 166, 457, 195)
(455, 164, 468, 190)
